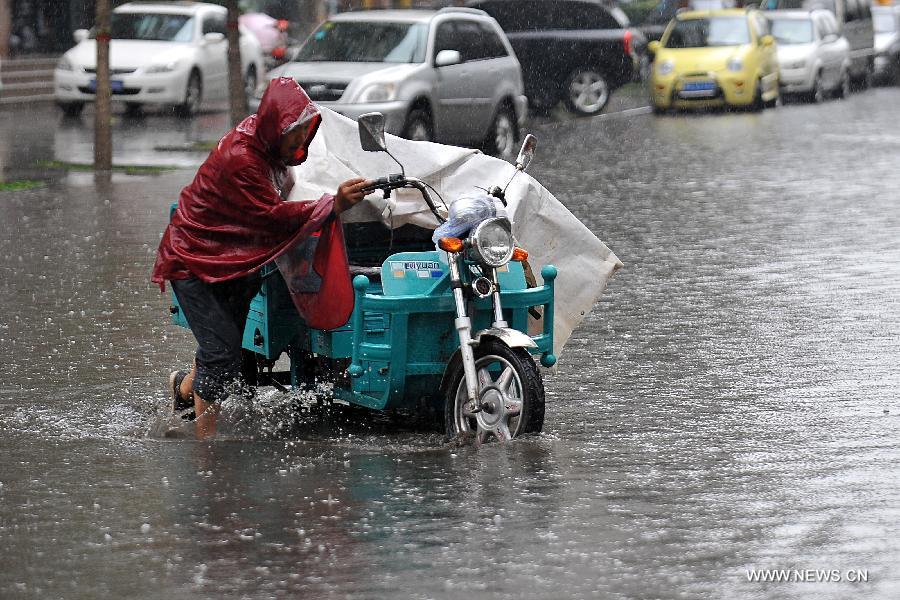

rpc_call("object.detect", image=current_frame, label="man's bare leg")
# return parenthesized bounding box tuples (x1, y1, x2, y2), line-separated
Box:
(176, 364, 216, 438)
(194, 393, 218, 439)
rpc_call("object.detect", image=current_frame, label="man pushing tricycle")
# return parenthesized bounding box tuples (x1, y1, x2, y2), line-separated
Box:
(152, 78, 372, 438)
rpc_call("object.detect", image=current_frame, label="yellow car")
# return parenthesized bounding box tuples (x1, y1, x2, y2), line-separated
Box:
(648, 9, 780, 112)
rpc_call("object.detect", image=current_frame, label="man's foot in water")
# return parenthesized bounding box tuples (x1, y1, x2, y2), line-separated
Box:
(169, 370, 195, 420)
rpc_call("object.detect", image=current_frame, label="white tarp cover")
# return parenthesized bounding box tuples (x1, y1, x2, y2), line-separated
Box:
(290, 108, 622, 354)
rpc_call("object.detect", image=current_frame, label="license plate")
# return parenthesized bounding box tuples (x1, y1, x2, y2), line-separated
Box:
(683, 81, 715, 92)
(88, 79, 124, 92)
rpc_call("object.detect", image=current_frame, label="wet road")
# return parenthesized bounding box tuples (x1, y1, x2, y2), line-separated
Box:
(2, 91, 900, 599)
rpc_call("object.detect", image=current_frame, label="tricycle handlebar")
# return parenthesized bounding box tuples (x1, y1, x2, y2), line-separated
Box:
(363, 174, 446, 224)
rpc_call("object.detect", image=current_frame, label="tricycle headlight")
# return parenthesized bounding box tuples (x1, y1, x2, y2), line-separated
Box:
(657, 60, 674, 76)
(470, 217, 514, 267)
(356, 83, 396, 103)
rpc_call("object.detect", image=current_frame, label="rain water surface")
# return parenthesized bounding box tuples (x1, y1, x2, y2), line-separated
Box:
(1, 91, 900, 599)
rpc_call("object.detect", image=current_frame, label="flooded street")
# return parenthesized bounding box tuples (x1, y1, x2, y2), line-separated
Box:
(2, 90, 900, 599)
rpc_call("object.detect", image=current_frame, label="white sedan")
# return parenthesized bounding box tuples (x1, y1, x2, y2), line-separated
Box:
(768, 9, 851, 102)
(54, 1, 264, 117)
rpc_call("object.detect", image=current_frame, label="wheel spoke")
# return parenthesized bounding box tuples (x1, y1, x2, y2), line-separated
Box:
(478, 367, 493, 389)
(476, 428, 491, 446)
(498, 367, 514, 393)
(505, 399, 522, 417)
(462, 400, 479, 418)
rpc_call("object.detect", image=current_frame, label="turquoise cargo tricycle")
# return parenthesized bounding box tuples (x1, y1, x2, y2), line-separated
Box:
(171, 113, 557, 442)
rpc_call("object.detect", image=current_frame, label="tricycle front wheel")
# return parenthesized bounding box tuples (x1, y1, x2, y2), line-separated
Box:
(443, 339, 545, 443)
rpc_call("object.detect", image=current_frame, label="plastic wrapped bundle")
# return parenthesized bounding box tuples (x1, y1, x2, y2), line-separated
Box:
(431, 194, 498, 243)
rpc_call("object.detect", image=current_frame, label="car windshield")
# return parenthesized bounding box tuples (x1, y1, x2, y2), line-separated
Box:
(664, 17, 751, 48)
(295, 21, 428, 63)
(873, 12, 897, 33)
(107, 13, 195, 42)
(769, 18, 813, 44)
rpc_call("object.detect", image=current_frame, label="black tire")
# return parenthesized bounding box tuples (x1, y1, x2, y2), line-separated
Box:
(483, 105, 519, 162)
(852, 59, 874, 91)
(175, 70, 202, 118)
(809, 72, 826, 104)
(244, 65, 257, 101)
(124, 102, 143, 117)
(836, 69, 851, 99)
(563, 67, 611, 116)
(750, 79, 765, 111)
(861, 59, 874, 90)
(58, 102, 84, 117)
(443, 338, 545, 443)
(402, 106, 433, 141)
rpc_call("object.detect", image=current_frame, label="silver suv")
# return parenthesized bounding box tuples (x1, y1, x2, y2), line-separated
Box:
(255, 8, 527, 159)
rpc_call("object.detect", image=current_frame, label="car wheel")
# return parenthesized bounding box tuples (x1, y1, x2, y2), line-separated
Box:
(58, 102, 84, 117)
(750, 79, 765, 111)
(563, 67, 610, 116)
(124, 102, 143, 117)
(176, 70, 202, 118)
(402, 107, 433, 142)
(837, 69, 851, 99)
(244, 65, 257, 101)
(764, 84, 780, 109)
(852, 60, 874, 91)
(484, 105, 519, 162)
(810, 72, 825, 103)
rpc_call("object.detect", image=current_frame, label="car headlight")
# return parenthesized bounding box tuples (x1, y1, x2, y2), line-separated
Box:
(782, 60, 805, 69)
(656, 60, 675, 76)
(356, 83, 396, 103)
(145, 60, 180, 74)
(57, 56, 75, 71)
(470, 217, 514, 267)
(727, 58, 744, 72)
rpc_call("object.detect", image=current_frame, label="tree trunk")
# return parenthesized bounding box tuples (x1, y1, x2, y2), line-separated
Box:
(226, 0, 247, 127)
(0, 0, 11, 59)
(94, 0, 113, 172)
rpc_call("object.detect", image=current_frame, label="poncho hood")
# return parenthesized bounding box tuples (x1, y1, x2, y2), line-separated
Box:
(245, 77, 321, 167)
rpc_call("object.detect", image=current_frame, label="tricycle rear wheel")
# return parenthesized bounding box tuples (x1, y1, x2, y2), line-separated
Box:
(443, 339, 545, 443)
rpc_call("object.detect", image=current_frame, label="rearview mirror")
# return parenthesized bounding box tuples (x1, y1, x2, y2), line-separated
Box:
(647, 40, 661, 54)
(435, 49, 461, 67)
(73, 29, 89, 43)
(358, 112, 387, 152)
(761, 34, 775, 47)
(515, 134, 537, 171)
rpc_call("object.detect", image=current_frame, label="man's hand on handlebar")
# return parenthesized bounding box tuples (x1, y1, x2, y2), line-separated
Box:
(334, 178, 373, 215)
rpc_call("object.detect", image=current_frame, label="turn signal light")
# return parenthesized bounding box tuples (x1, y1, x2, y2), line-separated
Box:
(511, 247, 528, 262)
(438, 237, 464, 253)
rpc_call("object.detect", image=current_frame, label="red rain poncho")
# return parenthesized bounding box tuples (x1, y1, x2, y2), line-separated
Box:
(151, 78, 334, 289)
